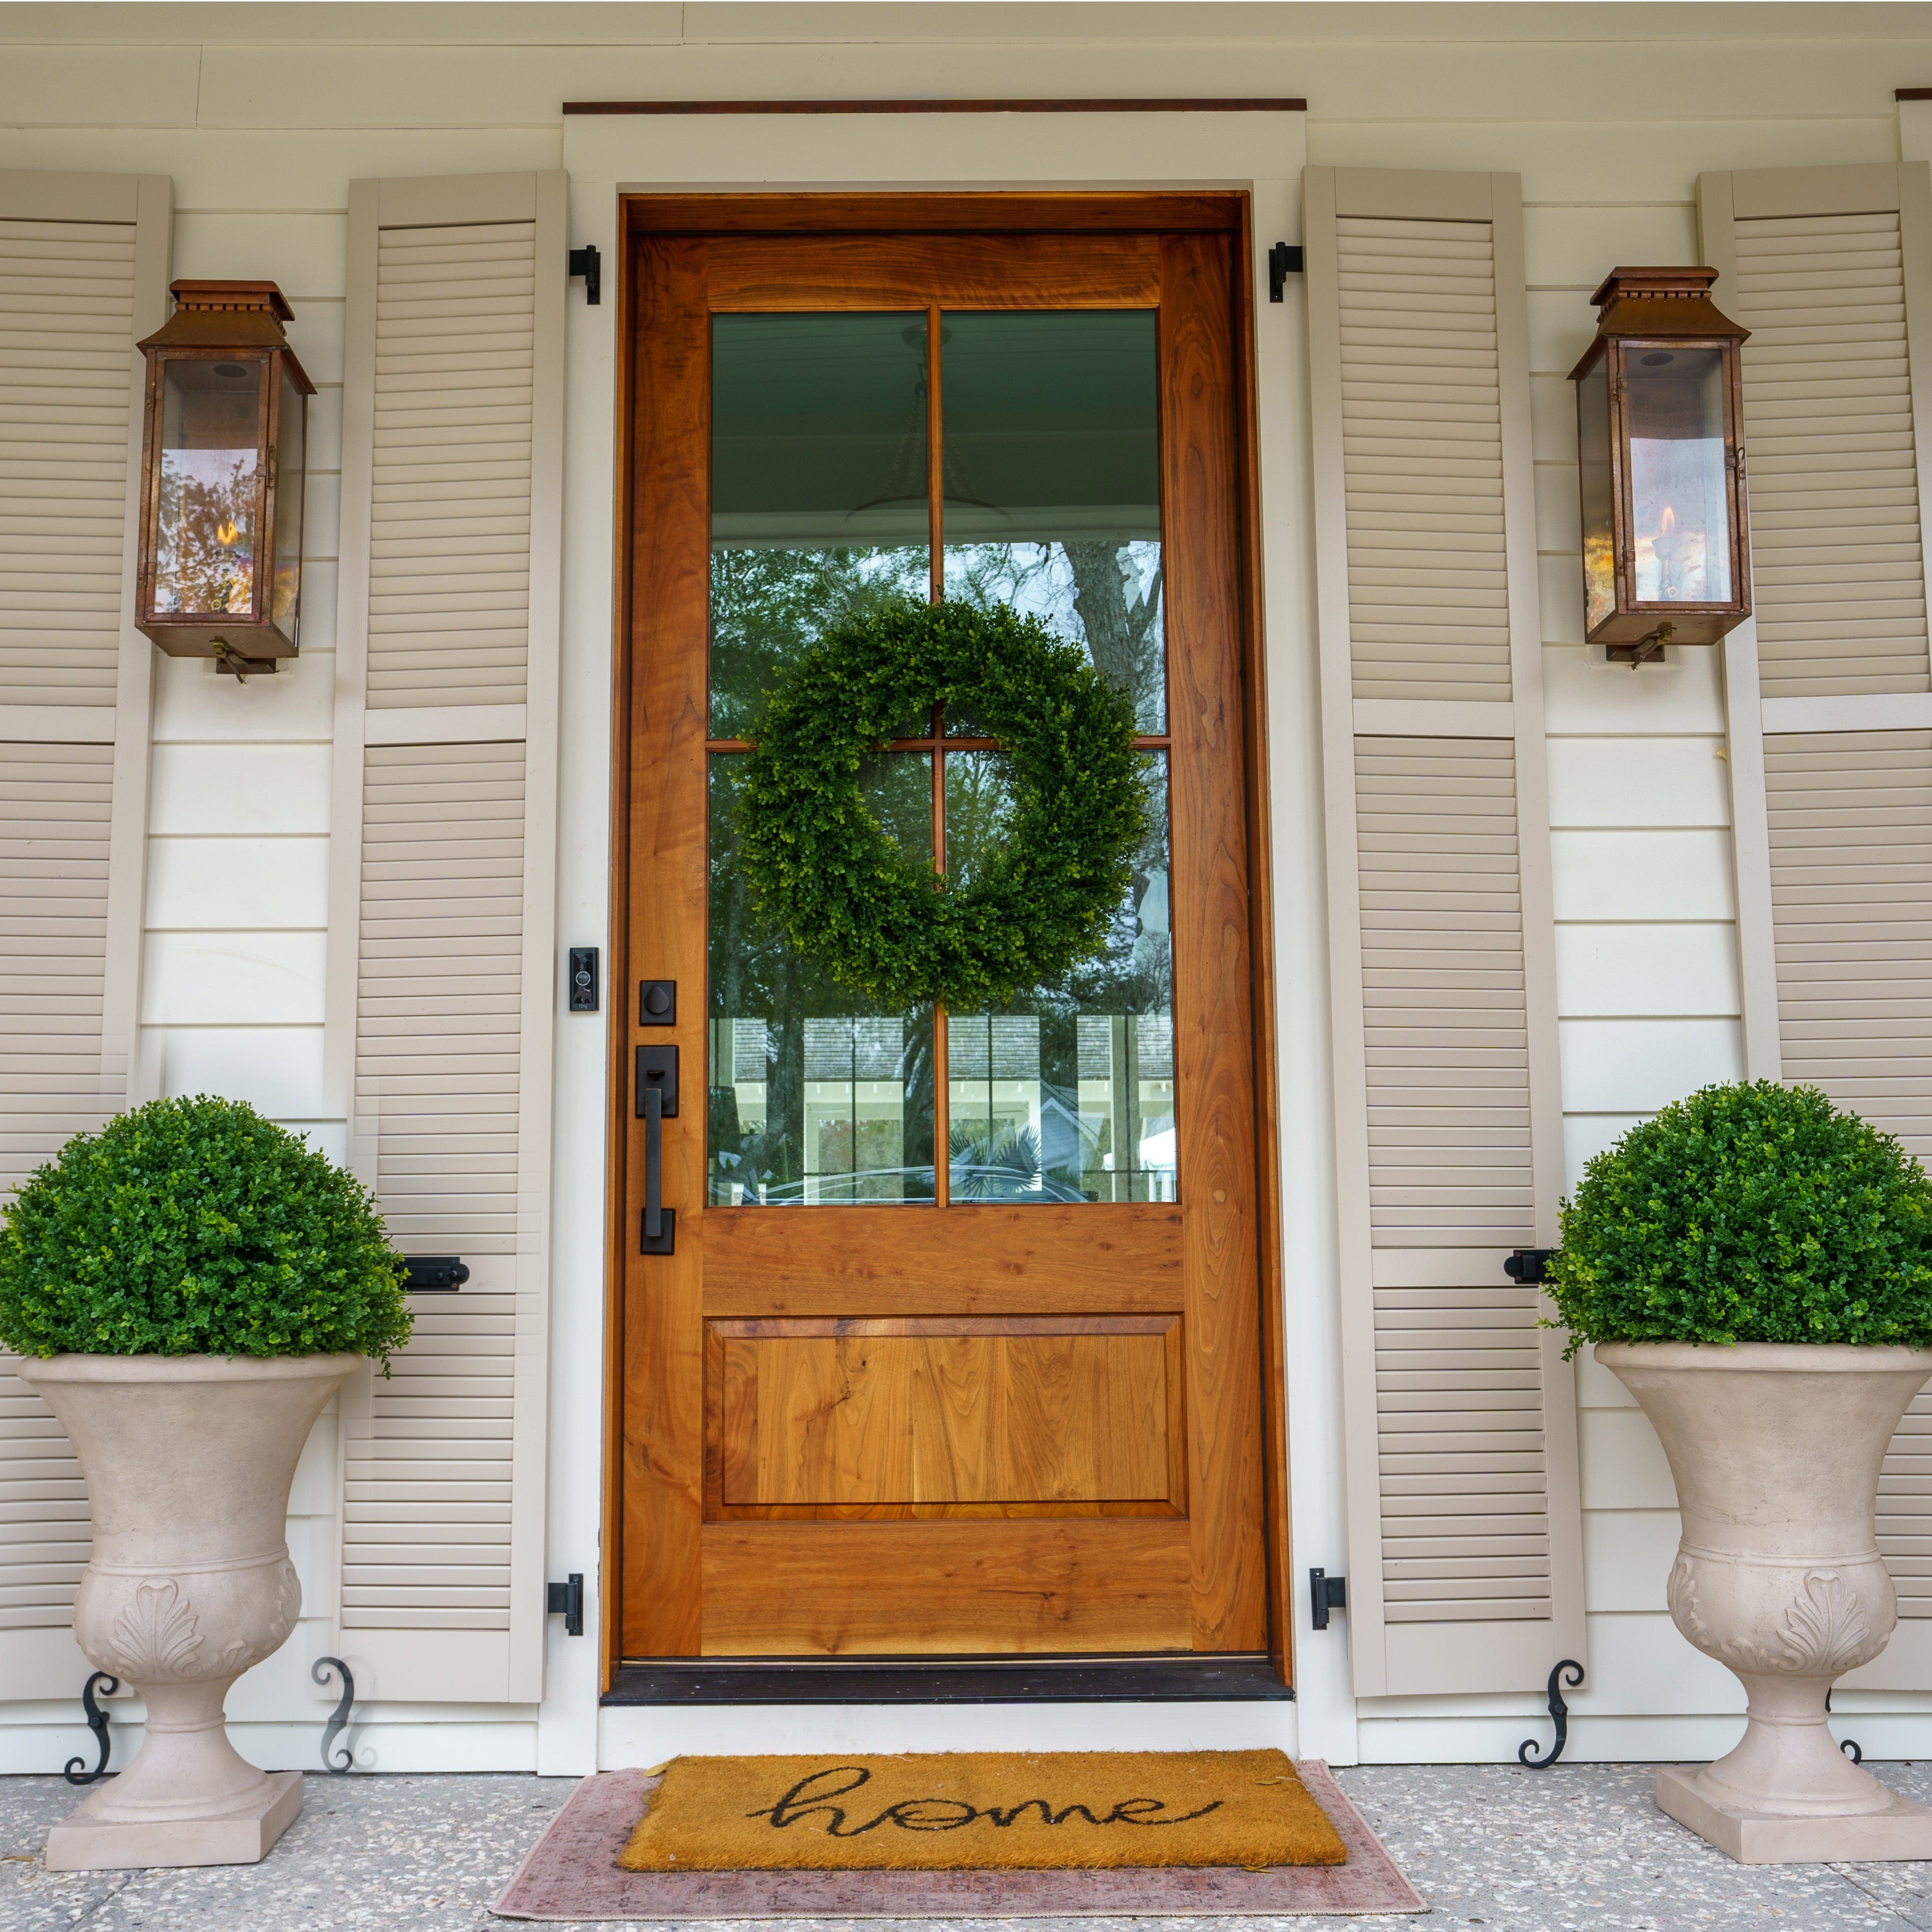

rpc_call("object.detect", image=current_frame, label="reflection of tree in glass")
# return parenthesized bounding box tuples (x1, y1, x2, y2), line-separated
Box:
(709, 544, 929, 738)
(947, 540, 1165, 732)
(948, 1121, 1087, 1203)
(707, 544, 1170, 1207)
(155, 456, 256, 615)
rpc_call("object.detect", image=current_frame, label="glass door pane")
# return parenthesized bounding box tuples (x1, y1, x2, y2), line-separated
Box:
(938, 311, 1175, 1203)
(709, 313, 931, 735)
(939, 311, 1166, 731)
(944, 750, 1175, 1203)
(706, 313, 937, 1204)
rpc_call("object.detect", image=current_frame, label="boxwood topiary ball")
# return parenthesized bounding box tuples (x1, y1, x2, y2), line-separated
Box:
(1547, 1080, 1932, 1354)
(0, 1094, 412, 1366)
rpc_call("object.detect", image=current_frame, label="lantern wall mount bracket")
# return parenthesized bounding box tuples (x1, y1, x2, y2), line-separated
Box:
(1607, 621, 1675, 670)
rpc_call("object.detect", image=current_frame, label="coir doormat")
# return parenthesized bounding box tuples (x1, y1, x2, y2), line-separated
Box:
(619, 1749, 1345, 1872)
(494, 1760, 1428, 1920)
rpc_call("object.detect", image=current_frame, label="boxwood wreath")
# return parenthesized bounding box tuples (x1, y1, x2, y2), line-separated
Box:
(737, 600, 1147, 1010)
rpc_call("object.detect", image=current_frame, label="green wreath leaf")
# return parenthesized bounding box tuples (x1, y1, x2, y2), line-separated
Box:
(736, 600, 1147, 1010)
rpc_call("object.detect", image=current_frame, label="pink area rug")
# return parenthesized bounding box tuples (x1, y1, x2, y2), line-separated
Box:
(493, 1758, 1427, 1919)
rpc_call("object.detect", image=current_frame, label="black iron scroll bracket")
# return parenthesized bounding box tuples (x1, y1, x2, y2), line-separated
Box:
(313, 1656, 356, 1774)
(63, 1671, 117, 1785)
(1827, 1687, 1864, 1763)
(1518, 1658, 1584, 1768)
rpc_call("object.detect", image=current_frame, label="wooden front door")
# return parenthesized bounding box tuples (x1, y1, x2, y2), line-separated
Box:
(616, 197, 1276, 1663)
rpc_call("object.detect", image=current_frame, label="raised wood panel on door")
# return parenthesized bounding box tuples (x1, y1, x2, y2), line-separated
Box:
(711, 1317, 1182, 1515)
(618, 209, 1272, 1664)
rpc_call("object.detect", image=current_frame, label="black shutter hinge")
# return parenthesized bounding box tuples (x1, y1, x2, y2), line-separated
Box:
(1309, 1567, 1347, 1630)
(547, 1573, 585, 1636)
(568, 245, 601, 306)
(1268, 242, 1304, 302)
(1505, 1248, 1557, 1286)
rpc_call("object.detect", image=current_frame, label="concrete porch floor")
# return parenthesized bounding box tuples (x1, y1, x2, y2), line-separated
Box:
(4, 1762, 1932, 1929)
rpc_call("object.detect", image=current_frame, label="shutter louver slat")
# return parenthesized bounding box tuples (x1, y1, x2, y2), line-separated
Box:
(0, 170, 167, 1699)
(367, 221, 536, 713)
(1309, 167, 1582, 1698)
(1338, 216, 1511, 705)
(329, 170, 562, 1704)
(1732, 209, 1931, 700)
(0, 219, 135, 705)
(1702, 162, 1932, 1690)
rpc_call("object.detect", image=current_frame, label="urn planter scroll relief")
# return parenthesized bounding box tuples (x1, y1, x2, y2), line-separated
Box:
(22, 1354, 365, 1872)
(1600, 1342, 1932, 1864)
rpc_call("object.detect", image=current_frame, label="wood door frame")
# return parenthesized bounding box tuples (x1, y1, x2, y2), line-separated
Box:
(601, 190, 1290, 1693)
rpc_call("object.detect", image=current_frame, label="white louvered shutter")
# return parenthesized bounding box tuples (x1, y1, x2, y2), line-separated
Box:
(325, 172, 564, 1704)
(1305, 166, 1584, 1697)
(1701, 162, 1932, 1690)
(0, 170, 169, 1704)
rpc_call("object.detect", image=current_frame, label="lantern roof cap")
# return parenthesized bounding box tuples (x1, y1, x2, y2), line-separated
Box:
(137, 280, 313, 392)
(1570, 266, 1748, 380)
(1575, 264, 1748, 361)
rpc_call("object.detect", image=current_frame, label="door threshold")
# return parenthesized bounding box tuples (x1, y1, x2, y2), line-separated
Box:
(603, 1654, 1293, 1704)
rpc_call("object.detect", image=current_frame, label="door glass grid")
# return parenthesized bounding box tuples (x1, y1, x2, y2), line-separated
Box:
(706, 307, 1175, 1206)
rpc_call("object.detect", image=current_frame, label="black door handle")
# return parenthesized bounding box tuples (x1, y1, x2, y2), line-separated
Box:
(637, 1044, 678, 1254)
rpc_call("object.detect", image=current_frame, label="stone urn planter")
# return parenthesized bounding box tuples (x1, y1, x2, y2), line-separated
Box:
(24, 1353, 364, 1870)
(1600, 1340, 1932, 1863)
(0, 1097, 410, 1871)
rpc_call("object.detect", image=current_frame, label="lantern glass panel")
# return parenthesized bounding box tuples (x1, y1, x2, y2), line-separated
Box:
(1576, 354, 1615, 634)
(1625, 346, 1731, 606)
(153, 357, 265, 619)
(272, 366, 306, 639)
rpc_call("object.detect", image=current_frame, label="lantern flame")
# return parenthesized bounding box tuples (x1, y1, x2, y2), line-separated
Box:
(215, 517, 240, 548)
(1659, 504, 1677, 538)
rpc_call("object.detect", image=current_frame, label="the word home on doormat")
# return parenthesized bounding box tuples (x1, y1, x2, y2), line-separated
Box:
(617, 1749, 1349, 1872)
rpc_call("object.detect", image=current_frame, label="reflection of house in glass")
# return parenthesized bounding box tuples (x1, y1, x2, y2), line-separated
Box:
(947, 1011, 1176, 1204)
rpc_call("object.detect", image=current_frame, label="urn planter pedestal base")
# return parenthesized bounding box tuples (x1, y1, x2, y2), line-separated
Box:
(19, 1354, 364, 1871)
(1656, 1765, 1932, 1865)
(1598, 1342, 1932, 1866)
(44, 1771, 303, 1872)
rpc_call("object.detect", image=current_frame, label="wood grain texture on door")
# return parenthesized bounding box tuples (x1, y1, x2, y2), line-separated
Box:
(712, 1316, 1183, 1513)
(615, 199, 1278, 1669)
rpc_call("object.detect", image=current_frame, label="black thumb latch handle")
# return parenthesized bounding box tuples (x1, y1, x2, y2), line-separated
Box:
(644, 1082, 663, 1242)
(636, 1042, 678, 1255)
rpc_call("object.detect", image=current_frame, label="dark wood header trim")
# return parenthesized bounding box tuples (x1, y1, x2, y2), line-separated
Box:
(1898, 87, 1932, 100)
(621, 191, 1247, 236)
(567, 96, 1306, 116)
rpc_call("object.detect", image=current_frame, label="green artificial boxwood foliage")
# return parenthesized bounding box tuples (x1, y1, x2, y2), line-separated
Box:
(736, 598, 1147, 1010)
(0, 1095, 412, 1365)
(1547, 1080, 1932, 1355)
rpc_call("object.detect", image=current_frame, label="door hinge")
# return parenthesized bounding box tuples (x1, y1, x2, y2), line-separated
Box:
(568, 244, 601, 306)
(1309, 1567, 1347, 1630)
(1268, 242, 1304, 302)
(547, 1573, 585, 1636)
(1505, 1248, 1557, 1285)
